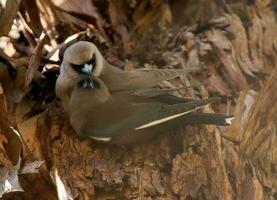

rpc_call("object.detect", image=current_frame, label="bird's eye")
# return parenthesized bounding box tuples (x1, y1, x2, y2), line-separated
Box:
(71, 63, 92, 74)
(88, 54, 96, 67)
(71, 54, 96, 74)
(71, 63, 84, 71)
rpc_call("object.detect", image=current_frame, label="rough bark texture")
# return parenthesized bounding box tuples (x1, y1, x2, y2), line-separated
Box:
(0, 0, 276, 199)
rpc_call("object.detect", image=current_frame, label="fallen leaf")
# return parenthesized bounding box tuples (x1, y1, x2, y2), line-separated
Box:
(25, 32, 47, 88)
(21, 0, 43, 37)
(0, 0, 21, 36)
(0, 51, 16, 112)
(20, 160, 45, 174)
(0, 134, 7, 152)
(55, 7, 97, 28)
(0, 160, 23, 198)
(0, 158, 44, 198)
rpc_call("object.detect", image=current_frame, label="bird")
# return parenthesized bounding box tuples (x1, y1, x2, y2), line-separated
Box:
(66, 75, 233, 144)
(55, 41, 199, 111)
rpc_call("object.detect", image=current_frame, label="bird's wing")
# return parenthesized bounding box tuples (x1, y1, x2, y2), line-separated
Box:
(119, 86, 188, 97)
(150, 94, 193, 104)
(105, 68, 200, 92)
(129, 68, 199, 87)
(81, 97, 221, 138)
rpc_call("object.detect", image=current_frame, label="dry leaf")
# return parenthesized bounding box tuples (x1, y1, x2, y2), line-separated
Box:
(0, 158, 44, 198)
(25, 32, 47, 88)
(0, 0, 21, 36)
(0, 51, 16, 112)
(0, 134, 7, 152)
(21, 0, 43, 37)
(55, 7, 97, 28)
(0, 160, 24, 198)
(20, 160, 45, 174)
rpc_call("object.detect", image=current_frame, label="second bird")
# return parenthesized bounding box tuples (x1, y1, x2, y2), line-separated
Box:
(67, 75, 233, 144)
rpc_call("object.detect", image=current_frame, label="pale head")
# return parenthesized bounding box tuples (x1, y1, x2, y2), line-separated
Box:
(62, 41, 104, 77)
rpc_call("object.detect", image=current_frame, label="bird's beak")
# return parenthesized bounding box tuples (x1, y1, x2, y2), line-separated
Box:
(77, 77, 99, 89)
(71, 63, 94, 75)
(81, 63, 94, 74)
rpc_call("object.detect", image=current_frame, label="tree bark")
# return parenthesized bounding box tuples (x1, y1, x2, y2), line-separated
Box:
(0, 0, 276, 199)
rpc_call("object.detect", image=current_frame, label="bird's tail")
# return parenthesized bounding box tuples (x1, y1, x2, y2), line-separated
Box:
(183, 112, 234, 126)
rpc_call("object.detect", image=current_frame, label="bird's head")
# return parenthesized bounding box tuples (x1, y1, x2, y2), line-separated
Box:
(71, 75, 110, 104)
(62, 41, 104, 77)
